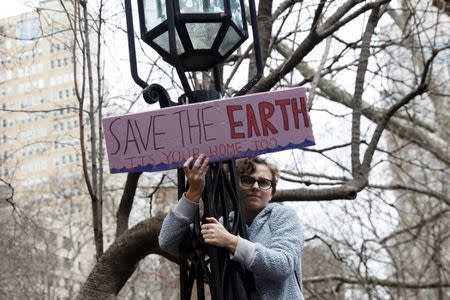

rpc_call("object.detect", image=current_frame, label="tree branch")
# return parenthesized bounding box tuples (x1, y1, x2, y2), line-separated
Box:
(275, 44, 450, 165)
(304, 274, 450, 288)
(351, 6, 381, 176)
(272, 182, 363, 201)
(250, 0, 389, 93)
(115, 172, 142, 238)
(361, 50, 436, 172)
(77, 216, 177, 300)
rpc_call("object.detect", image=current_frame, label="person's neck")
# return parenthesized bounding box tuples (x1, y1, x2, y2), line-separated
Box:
(245, 209, 261, 225)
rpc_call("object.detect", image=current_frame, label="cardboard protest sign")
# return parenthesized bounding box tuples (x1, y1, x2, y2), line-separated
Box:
(102, 87, 315, 173)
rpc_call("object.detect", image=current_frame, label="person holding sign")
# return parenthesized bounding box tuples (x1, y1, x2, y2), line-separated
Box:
(159, 154, 304, 300)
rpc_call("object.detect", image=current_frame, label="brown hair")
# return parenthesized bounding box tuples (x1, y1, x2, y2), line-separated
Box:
(236, 157, 279, 195)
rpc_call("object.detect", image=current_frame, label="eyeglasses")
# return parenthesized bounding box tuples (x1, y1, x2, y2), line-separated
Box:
(240, 176, 273, 190)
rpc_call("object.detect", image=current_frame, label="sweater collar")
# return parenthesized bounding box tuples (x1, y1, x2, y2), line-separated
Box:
(248, 203, 279, 229)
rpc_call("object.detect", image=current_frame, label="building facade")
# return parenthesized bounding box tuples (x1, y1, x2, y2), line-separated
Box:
(1, 1, 96, 298)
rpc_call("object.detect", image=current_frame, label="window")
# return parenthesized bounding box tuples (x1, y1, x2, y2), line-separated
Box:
(63, 257, 72, 269)
(49, 232, 57, 245)
(0, 70, 13, 81)
(17, 18, 41, 40)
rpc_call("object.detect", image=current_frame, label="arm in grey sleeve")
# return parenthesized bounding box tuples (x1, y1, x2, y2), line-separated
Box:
(232, 206, 304, 280)
(158, 194, 198, 256)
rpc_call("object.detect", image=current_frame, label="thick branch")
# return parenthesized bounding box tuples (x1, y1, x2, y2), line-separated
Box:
(432, 0, 450, 16)
(81, 0, 103, 259)
(304, 274, 450, 289)
(77, 216, 176, 300)
(248, 0, 273, 78)
(370, 184, 450, 206)
(276, 44, 450, 165)
(115, 172, 142, 238)
(379, 208, 450, 245)
(351, 7, 381, 175)
(361, 52, 434, 172)
(272, 181, 366, 201)
(273, 0, 303, 20)
(250, 0, 390, 93)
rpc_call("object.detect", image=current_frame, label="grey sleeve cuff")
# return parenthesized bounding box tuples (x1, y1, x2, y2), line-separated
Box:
(172, 194, 198, 222)
(231, 236, 256, 269)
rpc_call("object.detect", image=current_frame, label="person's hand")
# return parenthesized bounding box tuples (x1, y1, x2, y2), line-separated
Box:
(183, 154, 209, 203)
(201, 217, 238, 253)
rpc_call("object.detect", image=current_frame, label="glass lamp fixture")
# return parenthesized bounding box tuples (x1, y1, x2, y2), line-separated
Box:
(125, 0, 261, 101)
(122, 1, 263, 298)
(137, 0, 247, 71)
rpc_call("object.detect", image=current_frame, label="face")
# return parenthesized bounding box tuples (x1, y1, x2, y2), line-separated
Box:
(239, 163, 274, 214)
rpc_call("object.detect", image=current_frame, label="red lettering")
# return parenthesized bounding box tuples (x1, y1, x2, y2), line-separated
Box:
(258, 102, 278, 136)
(219, 144, 227, 156)
(209, 144, 219, 157)
(171, 150, 181, 163)
(245, 104, 261, 138)
(226, 105, 245, 139)
(291, 97, 310, 128)
(269, 137, 277, 147)
(192, 148, 200, 157)
(275, 99, 290, 130)
(234, 141, 242, 153)
(125, 157, 135, 168)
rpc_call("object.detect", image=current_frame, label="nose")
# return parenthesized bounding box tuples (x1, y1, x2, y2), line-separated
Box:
(251, 181, 260, 189)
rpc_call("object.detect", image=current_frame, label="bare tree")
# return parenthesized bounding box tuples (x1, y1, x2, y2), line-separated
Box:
(2, 0, 449, 299)
(74, 0, 450, 298)
(0, 208, 59, 299)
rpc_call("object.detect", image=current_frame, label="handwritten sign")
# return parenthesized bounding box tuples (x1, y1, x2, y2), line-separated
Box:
(102, 87, 315, 173)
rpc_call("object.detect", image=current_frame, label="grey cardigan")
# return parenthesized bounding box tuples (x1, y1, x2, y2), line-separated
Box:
(159, 195, 305, 300)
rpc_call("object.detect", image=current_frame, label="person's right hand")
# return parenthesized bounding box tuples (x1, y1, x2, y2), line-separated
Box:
(183, 154, 209, 203)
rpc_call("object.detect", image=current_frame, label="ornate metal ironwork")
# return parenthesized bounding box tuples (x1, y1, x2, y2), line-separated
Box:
(123, 1, 264, 298)
(174, 90, 255, 300)
(143, 83, 177, 107)
(178, 160, 256, 300)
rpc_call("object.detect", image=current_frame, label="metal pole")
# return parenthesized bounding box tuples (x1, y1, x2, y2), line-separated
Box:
(123, 1, 262, 298)
(178, 91, 255, 300)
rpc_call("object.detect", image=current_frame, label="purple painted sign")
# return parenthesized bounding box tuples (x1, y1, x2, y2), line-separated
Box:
(102, 87, 315, 173)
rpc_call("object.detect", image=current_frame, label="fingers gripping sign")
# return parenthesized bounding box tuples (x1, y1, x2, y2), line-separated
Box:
(183, 154, 210, 203)
(201, 217, 238, 254)
(182, 155, 238, 253)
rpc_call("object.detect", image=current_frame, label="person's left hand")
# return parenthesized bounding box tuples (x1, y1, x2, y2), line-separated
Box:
(201, 217, 238, 253)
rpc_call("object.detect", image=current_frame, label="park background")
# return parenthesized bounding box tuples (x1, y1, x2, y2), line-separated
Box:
(0, 0, 449, 299)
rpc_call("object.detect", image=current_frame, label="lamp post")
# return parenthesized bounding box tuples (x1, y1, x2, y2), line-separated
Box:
(124, 1, 263, 299)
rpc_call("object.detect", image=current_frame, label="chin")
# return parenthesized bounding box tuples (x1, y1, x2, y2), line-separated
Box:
(245, 204, 262, 211)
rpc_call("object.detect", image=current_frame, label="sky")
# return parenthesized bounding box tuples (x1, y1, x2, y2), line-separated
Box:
(1, 1, 36, 19)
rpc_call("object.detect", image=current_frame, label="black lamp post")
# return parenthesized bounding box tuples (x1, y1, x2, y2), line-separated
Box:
(124, 0, 263, 299)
